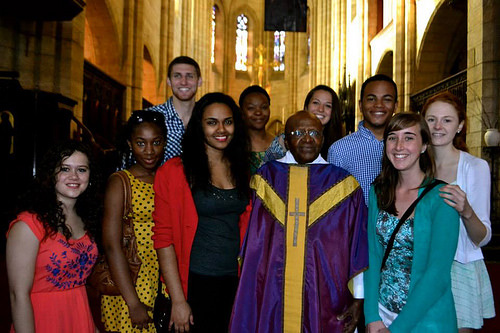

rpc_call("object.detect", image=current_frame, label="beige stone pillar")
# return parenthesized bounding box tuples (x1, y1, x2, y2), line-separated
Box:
(393, 0, 405, 112)
(288, 32, 299, 112)
(158, 0, 170, 100)
(311, 0, 333, 86)
(324, 0, 334, 87)
(403, 0, 416, 112)
(62, 15, 86, 119)
(193, 0, 211, 96)
(467, 0, 500, 155)
(122, 0, 145, 117)
(0, 16, 85, 119)
(170, 1, 182, 58)
(332, 0, 343, 89)
(358, 0, 369, 123)
(309, 0, 318, 86)
(361, 0, 371, 80)
(181, 0, 191, 55)
(337, 0, 347, 91)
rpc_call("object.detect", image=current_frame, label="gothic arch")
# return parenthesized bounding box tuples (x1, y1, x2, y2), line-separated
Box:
(143, 40, 159, 78)
(376, 50, 393, 78)
(226, 3, 261, 97)
(414, 0, 466, 92)
(84, 0, 123, 83)
(143, 46, 158, 105)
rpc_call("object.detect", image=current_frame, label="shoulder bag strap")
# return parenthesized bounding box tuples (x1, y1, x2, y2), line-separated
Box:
(115, 171, 132, 221)
(380, 179, 445, 271)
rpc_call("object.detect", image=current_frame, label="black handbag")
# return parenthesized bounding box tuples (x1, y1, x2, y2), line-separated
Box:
(153, 278, 172, 333)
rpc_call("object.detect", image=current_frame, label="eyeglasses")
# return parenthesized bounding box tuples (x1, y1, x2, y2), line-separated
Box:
(288, 129, 322, 139)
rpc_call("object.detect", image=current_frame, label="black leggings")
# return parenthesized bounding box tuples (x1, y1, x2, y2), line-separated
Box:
(187, 272, 239, 332)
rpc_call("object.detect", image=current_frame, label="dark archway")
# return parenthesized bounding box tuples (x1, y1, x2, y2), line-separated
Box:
(414, 1, 466, 92)
(84, 0, 123, 83)
(376, 51, 393, 78)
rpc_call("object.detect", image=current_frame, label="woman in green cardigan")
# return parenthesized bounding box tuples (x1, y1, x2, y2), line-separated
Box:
(364, 113, 460, 332)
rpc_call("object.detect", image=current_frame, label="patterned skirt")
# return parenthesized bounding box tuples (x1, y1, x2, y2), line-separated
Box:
(451, 259, 495, 329)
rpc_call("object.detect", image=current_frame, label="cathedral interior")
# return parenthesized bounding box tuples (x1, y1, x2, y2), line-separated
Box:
(0, 0, 499, 330)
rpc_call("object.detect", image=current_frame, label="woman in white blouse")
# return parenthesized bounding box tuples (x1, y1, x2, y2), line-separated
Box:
(422, 92, 495, 332)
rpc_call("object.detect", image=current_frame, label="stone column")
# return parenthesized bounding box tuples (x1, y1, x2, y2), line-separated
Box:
(311, 0, 333, 86)
(288, 32, 299, 112)
(468, 0, 500, 226)
(158, 0, 170, 101)
(193, 0, 211, 96)
(467, 0, 500, 155)
(61, 14, 85, 119)
(403, 0, 416, 112)
(358, 0, 370, 122)
(122, 0, 145, 116)
(0, 16, 85, 118)
(393, 0, 405, 111)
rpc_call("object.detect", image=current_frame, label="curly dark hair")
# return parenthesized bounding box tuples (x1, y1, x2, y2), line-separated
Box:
(181, 92, 250, 196)
(119, 110, 167, 169)
(303, 85, 344, 159)
(16, 140, 102, 240)
(373, 112, 435, 215)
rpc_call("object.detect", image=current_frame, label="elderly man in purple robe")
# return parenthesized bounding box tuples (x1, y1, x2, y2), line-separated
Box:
(230, 111, 368, 333)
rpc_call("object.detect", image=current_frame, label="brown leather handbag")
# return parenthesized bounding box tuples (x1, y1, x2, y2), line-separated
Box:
(87, 170, 142, 296)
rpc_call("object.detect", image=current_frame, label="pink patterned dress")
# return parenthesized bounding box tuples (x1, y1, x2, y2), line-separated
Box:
(8, 211, 98, 332)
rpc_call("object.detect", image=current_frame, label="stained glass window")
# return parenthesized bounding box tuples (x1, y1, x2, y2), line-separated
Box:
(235, 14, 248, 71)
(273, 30, 285, 71)
(211, 6, 216, 64)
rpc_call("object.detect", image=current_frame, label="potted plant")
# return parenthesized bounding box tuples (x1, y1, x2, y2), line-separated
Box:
(482, 107, 499, 147)
(469, 89, 499, 146)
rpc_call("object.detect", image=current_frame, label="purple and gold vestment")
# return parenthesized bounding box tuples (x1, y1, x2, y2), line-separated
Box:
(230, 161, 368, 333)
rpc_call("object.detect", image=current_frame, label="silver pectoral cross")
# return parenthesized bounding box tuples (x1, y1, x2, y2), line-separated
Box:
(289, 198, 305, 247)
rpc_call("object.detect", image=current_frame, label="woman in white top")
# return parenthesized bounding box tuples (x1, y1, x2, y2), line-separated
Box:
(422, 92, 495, 331)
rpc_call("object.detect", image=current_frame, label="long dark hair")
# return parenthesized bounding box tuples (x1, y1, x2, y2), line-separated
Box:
(181, 92, 250, 196)
(120, 110, 167, 169)
(373, 112, 435, 215)
(421, 91, 468, 152)
(303, 85, 344, 159)
(16, 141, 102, 240)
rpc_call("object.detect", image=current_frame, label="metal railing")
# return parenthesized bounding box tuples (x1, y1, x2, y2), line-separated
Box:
(410, 70, 467, 113)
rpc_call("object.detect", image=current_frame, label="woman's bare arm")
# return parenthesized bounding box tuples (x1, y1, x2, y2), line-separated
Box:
(157, 246, 193, 332)
(7, 221, 38, 333)
(102, 174, 152, 329)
